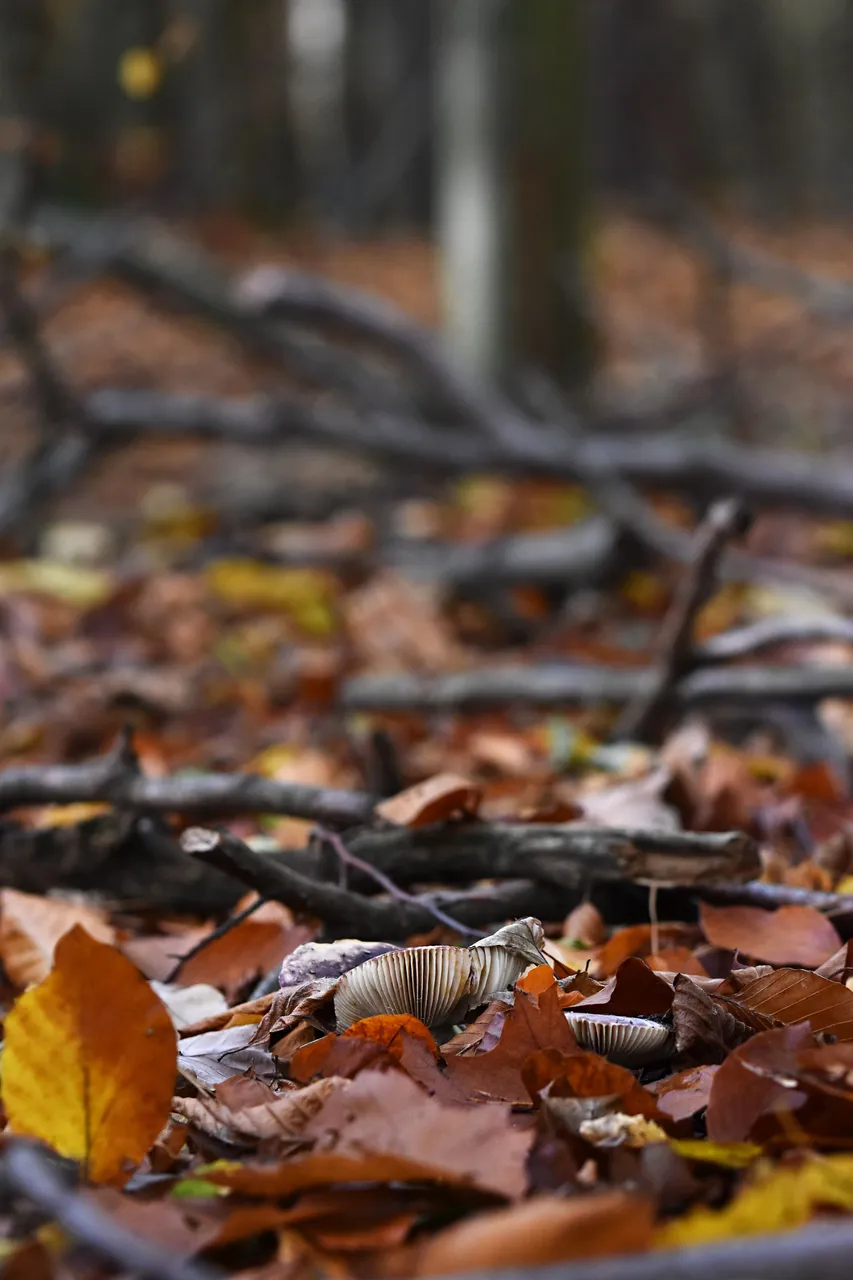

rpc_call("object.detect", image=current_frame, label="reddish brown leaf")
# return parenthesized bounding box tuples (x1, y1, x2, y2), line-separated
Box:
(671, 973, 756, 1063)
(445, 984, 579, 1104)
(699, 903, 842, 968)
(648, 947, 708, 977)
(522, 1049, 662, 1121)
(651, 1066, 719, 1123)
(342, 1014, 438, 1060)
(575, 957, 674, 1017)
(729, 967, 853, 1041)
(705, 1025, 815, 1143)
(595, 924, 697, 977)
(375, 773, 481, 828)
(562, 903, 606, 947)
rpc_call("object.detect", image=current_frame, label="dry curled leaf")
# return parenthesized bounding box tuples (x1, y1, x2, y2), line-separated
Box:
(2, 926, 176, 1185)
(671, 973, 758, 1063)
(727, 967, 853, 1041)
(173, 1076, 346, 1148)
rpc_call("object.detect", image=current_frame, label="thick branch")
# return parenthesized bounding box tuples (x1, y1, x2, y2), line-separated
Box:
(181, 827, 557, 939)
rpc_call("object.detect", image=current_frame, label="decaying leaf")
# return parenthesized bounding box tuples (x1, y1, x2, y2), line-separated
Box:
(671, 973, 758, 1063)
(2, 926, 176, 1184)
(726, 967, 853, 1040)
(375, 773, 482, 827)
(173, 1076, 346, 1148)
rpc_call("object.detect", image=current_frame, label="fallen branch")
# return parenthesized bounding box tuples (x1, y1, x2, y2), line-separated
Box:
(694, 879, 853, 917)
(0, 1140, 217, 1280)
(182, 827, 563, 939)
(614, 498, 750, 742)
(698, 614, 853, 662)
(0, 730, 374, 827)
(82, 385, 853, 520)
(342, 661, 853, 713)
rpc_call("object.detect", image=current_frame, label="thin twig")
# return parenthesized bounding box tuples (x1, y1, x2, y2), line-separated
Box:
(613, 498, 752, 742)
(163, 895, 270, 984)
(0, 1141, 218, 1280)
(317, 826, 483, 939)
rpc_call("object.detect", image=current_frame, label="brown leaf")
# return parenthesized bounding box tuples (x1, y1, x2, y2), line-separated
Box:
(705, 1024, 816, 1143)
(446, 984, 579, 1104)
(729, 967, 853, 1041)
(413, 1192, 654, 1276)
(651, 1065, 719, 1122)
(648, 947, 708, 977)
(563, 903, 606, 947)
(575, 957, 674, 1017)
(301, 1068, 532, 1199)
(278, 1186, 429, 1252)
(671, 974, 756, 1063)
(522, 1050, 662, 1121)
(290, 1033, 388, 1082)
(815, 940, 853, 984)
(173, 1076, 345, 1148)
(699, 902, 842, 968)
(440, 1001, 509, 1058)
(342, 1014, 438, 1059)
(375, 773, 481, 828)
(0, 888, 115, 988)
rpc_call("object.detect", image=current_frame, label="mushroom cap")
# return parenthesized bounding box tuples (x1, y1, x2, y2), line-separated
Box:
(565, 1012, 673, 1066)
(334, 945, 476, 1030)
(468, 916, 547, 1001)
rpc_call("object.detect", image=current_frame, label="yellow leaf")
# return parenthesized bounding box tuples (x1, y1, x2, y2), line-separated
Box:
(668, 1139, 762, 1169)
(2, 926, 176, 1184)
(118, 47, 162, 100)
(0, 560, 111, 608)
(204, 560, 337, 636)
(656, 1154, 853, 1248)
(837, 875, 853, 895)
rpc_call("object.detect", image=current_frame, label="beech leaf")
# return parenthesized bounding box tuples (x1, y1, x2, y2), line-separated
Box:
(2, 926, 176, 1184)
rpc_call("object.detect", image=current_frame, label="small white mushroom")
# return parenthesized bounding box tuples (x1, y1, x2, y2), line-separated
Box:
(565, 1012, 673, 1067)
(334, 945, 476, 1030)
(468, 917, 548, 1002)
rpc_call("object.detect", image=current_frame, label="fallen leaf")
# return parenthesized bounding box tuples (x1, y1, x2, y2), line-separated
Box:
(150, 981, 229, 1031)
(728, 967, 853, 1040)
(301, 1068, 531, 1199)
(523, 1050, 663, 1122)
(575, 957, 674, 1017)
(278, 1186, 429, 1252)
(375, 773, 481, 828)
(595, 924, 697, 976)
(2, 926, 176, 1184)
(0, 889, 116, 988)
(705, 1024, 814, 1144)
(656, 1153, 853, 1248)
(178, 1023, 278, 1091)
(198, 1150, 505, 1199)
(446, 984, 579, 1104)
(651, 1066, 719, 1123)
(173, 1077, 346, 1148)
(562, 903, 606, 947)
(342, 1014, 438, 1060)
(668, 1139, 762, 1169)
(578, 1113, 667, 1147)
(671, 973, 757, 1063)
(699, 902, 842, 968)
(414, 1192, 654, 1276)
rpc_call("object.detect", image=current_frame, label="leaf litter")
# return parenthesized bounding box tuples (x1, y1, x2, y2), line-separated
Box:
(10, 223, 853, 1280)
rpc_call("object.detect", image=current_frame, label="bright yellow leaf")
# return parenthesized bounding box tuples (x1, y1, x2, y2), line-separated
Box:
(668, 1139, 762, 1169)
(2, 926, 176, 1185)
(656, 1154, 853, 1248)
(118, 47, 162, 100)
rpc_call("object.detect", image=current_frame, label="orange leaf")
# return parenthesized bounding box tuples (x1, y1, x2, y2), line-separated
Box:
(1, 926, 176, 1184)
(343, 1014, 438, 1060)
(375, 774, 481, 828)
(516, 964, 556, 996)
(700, 903, 841, 968)
(0, 888, 115, 988)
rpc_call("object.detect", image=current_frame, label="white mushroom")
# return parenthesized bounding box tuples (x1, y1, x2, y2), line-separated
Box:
(565, 1012, 673, 1067)
(334, 916, 549, 1030)
(334, 945, 476, 1030)
(468, 917, 548, 1002)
